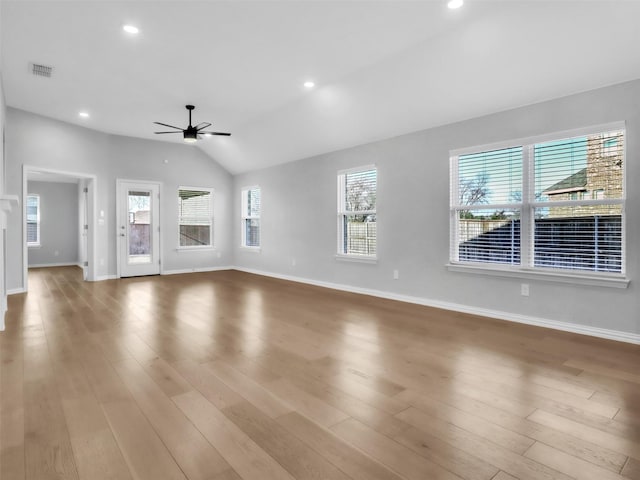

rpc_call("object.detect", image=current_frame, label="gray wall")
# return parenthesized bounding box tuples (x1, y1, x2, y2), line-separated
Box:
(26, 180, 79, 267)
(6, 108, 233, 288)
(1, 66, 7, 325)
(233, 79, 640, 336)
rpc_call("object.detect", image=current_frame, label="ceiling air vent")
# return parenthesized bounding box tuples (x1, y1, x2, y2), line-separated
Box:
(30, 63, 53, 78)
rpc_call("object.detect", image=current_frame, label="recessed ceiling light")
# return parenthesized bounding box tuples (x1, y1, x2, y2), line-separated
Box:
(303, 81, 315, 89)
(123, 24, 140, 34)
(78, 112, 90, 118)
(448, 0, 463, 9)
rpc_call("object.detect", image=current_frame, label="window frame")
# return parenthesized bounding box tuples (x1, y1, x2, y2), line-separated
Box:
(26, 193, 41, 248)
(241, 185, 261, 250)
(336, 165, 378, 262)
(177, 186, 214, 250)
(448, 122, 628, 288)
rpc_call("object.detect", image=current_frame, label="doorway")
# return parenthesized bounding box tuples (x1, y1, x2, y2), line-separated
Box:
(116, 180, 161, 277)
(22, 166, 97, 293)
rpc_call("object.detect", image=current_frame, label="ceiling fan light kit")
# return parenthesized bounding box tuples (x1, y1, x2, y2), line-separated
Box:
(153, 105, 230, 143)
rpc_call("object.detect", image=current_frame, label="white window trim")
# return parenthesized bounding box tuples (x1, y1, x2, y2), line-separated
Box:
(241, 185, 261, 249)
(27, 193, 41, 248)
(177, 186, 214, 250)
(335, 253, 378, 264)
(175, 246, 216, 253)
(337, 164, 377, 260)
(449, 121, 627, 287)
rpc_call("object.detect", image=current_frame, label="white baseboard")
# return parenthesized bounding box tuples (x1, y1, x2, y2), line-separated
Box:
(7, 287, 26, 295)
(95, 275, 118, 281)
(161, 266, 232, 276)
(28, 262, 81, 268)
(233, 266, 640, 345)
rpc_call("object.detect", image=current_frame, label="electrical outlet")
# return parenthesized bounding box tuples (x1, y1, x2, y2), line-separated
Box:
(521, 283, 530, 296)
(291, 258, 296, 267)
(393, 269, 399, 280)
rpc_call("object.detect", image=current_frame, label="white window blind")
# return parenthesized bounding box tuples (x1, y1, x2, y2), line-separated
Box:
(338, 166, 377, 257)
(178, 188, 213, 247)
(27, 194, 40, 246)
(533, 131, 624, 272)
(453, 147, 522, 265)
(450, 126, 624, 275)
(241, 187, 261, 247)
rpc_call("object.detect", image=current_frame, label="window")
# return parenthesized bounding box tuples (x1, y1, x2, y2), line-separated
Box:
(26, 194, 40, 247)
(241, 186, 261, 248)
(178, 187, 213, 247)
(337, 166, 377, 258)
(602, 137, 618, 156)
(450, 125, 625, 276)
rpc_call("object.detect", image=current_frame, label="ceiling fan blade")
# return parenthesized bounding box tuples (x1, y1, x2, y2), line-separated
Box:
(154, 131, 182, 134)
(153, 121, 184, 130)
(199, 131, 231, 136)
(195, 122, 212, 131)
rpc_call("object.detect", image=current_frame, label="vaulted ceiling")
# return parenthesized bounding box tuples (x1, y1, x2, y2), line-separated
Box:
(3, 1, 640, 174)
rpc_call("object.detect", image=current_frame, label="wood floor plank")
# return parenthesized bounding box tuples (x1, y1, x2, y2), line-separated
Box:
(204, 359, 292, 418)
(397, 391, 534, 454)
(173, 390, 296, 480)
(524, 441, 626, 480)
(265, 377, 350, 428)
(528, 409, 640, 459)
(23, 336, 80, 480)
(172, 358, 245, 410)
(50, 357, 134, 480)
(277, 411, 404, 480)
(0, 329, 25, 480)
(250, 351, 411, 436)
(101, 400, 187, 480)
(113, 359, 232, 480)
(140, 356, 193, 397)
(492, 472, 519, 480)
(330, 417, 462, 480)
(395, 407, 573, 480)
(455, 370, 620, 419)
(622, 457, 640, 480)
(397, 388, 627, 473)
(222, 400, 353, 480)
(566, 359, 640, 385)
(393, 424, 500, 480)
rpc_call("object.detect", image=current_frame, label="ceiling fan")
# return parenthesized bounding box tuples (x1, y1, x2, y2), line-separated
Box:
(154, 105, 231, 143)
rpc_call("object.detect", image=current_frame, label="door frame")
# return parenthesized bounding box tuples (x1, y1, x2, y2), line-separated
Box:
(22, 165, 98, 293)
(116, 179, 162, 278)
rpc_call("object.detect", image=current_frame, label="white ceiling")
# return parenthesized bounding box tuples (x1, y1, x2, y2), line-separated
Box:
(3, 1, 640, 174)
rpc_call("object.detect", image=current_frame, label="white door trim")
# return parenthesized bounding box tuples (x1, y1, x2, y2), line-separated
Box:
(22, 165, 98, 293)
(116, 179, 162, 278)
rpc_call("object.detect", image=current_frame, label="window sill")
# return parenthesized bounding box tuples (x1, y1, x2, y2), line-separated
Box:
(446, 263, 629, 289)
(176, 246, 215, 253)
(335, 254, 378, 264)
(28, 244, 41, 249)
(240, 246, 261, 253)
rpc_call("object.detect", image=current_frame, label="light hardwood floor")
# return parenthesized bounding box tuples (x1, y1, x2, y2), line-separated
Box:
(1, 266, 640, 480)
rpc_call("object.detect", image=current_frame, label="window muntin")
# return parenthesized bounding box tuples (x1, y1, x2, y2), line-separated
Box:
(338, 167, 377, 257)
(178, 187, 213, 247)
(451, 126, 624, 275)
(241, 187, 261, 248)
(26, 194, 40, 247)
